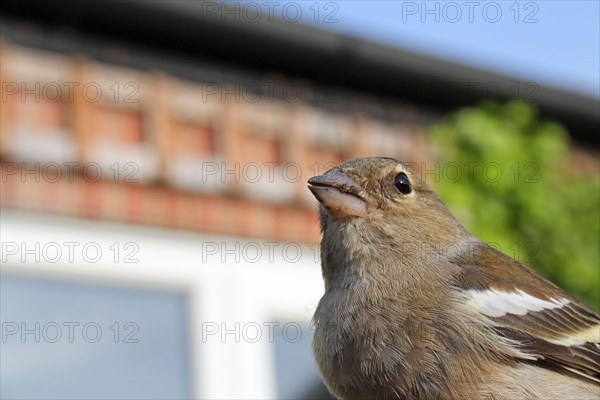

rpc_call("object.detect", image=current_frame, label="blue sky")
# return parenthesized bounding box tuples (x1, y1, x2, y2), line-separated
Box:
(232, 1, 600, 99)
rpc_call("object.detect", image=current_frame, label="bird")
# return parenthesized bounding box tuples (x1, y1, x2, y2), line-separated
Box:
(307, 157, 599, 400)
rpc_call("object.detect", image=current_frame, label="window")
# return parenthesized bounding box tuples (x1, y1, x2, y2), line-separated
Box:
(1, 276, 191, 400)
(272, 323, 333, 399)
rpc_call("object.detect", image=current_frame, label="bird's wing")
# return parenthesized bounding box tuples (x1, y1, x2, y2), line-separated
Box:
(451, 242, 600, 383)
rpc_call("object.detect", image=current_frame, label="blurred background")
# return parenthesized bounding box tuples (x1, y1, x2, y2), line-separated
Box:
(1, 1, 598, 399)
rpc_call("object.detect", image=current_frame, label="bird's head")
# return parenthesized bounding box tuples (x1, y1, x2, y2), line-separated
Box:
(308, 157, 471, 257)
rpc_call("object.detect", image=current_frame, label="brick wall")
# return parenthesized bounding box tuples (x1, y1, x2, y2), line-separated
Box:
(0, 42, 431, 243)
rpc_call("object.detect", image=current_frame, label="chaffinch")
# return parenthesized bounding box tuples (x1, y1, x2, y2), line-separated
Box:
(308, 157, 599, 400)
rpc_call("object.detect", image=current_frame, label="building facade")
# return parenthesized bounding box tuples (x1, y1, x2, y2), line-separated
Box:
(1, 16, 431, 400)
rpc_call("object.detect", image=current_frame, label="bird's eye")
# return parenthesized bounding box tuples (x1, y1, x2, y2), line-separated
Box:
(394, 173, 412, 194)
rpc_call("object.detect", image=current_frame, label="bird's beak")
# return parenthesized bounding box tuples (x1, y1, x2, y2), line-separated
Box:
(308, 171, 367, 218)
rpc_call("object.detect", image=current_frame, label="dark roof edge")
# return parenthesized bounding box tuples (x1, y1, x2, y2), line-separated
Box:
(1, 0, 598, 143)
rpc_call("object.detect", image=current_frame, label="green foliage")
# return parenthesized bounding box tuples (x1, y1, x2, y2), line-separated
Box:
(429, 101, 600, 312)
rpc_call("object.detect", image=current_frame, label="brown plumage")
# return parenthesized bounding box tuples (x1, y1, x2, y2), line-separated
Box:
(308, 157, 599, 400)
